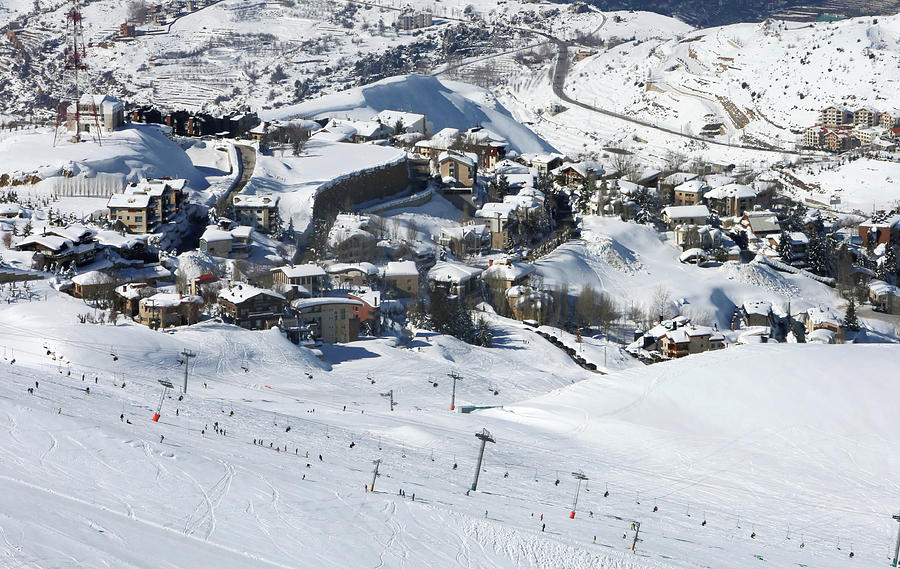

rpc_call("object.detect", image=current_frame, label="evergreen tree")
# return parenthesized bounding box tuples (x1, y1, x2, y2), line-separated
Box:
(474, 317, 493, 347)
(881, 245, 898, 283)
(806, 231, 828, 275)
(843, 297, 859, 332)
(22, 221, 32, 237)
(496, 175, 510, 199)
(777, 230, 793, 262)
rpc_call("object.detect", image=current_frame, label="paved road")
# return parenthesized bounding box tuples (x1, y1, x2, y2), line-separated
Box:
(221, 143, 256, 210)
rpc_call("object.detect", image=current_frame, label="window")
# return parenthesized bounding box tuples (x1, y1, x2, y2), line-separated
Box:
(135, 216, 143, 222)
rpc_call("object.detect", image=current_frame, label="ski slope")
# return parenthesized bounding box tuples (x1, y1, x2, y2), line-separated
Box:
(2, 278, 900, 567)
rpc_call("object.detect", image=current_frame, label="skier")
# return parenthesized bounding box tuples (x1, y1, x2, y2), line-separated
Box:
(285, 426, 291, 432)
(34, 381, 38, 388)
(542, 523, 545, 532)
(653, 506, 658, 513)
(349, 441, 355, 448)
(465, 489, 470, 496)
(120, 414, 124, 422)
(254, 439, 257, 445)
(160, 435, 165, 443)
(176, 409, 179, 416)
(58, 408, 61, 414)
(85, 387, 90, 394)
(94, 377, 97, 384)
(540, 514, 543, 521)
(319, 454, 323, 461)
(27, 388, 32, 394)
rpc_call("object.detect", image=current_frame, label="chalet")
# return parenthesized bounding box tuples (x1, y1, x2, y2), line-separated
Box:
(858, 212, 900, 247)
(326, 262, 379, 288)
(347, 289, 381, 334)
(439, 151, 478, 188)
(521, 153, 565, 175)
(673, 224, 726, 252)
(481, 259, 535, 290)
(868, 280, 900, 314)
(71, 270, 116, 300)
(217, 284, 287, 330)
(16, 227, 96, 268)
(672, 180, 708, 207)
(659, 172, 698, 191)
(738, 211, 780, 238)
(138, 293, 202, 329)
(660, 325, 725, 358)
(661, 205, 709, 229)
(107, 178, 185, 234)
(802, 125, 829, 148)
(322, 119, 393, 143)
(767, 232, 808, 265)
(198, 225, 253, 259)
(462, 127, 508, 170)
(438, 224, 491, 257)
(271, 264, 327, 298)
(327, 214, 376, 262)
(506, 286, 550, 323)
(805, 306, 844, 343)
(384, 260, 419, 297)
(114, 282, 155, 317)
(0, 204, 21, 218)
(376, 110, 432, 136)
(824, 130, 856, 152)
(291, 297, 362, 344)
(412, 128, 460, 160)
(232, 194, 278, 233)
(700, 123, 727, 137)
(703, 184, 758, 217)
(427, 261, 483, 297)
(119, 21, 135, 37)
(738, 300, 772, 329)
(555, 161, 605, 187)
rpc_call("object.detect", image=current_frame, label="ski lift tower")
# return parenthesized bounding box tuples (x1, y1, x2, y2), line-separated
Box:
(54, 0, 102, 146)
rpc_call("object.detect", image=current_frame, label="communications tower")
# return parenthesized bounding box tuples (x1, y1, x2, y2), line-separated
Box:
(54, 0, 102, 146)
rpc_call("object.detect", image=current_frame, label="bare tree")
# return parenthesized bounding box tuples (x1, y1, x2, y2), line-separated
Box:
(650, 286, 672, 323)
(127, 0, 149, 23)
(612, 152, 639, 182)
(406, 219, 419, 243)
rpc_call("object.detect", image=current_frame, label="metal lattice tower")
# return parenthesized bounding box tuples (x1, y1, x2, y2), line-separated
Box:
(54, 0, 101, 146)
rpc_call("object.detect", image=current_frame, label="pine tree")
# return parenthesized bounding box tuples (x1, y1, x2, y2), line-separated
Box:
(881, 245, 898, 284)
(496, 175, 510, 199)
(474, 317, 493, 347)
(843, 298, 859, 332)
(22, 221, 32, 237)
(777, 230, 793, 263)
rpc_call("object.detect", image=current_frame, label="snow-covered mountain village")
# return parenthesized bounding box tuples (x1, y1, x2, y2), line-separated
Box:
(1, 0, 899, 567)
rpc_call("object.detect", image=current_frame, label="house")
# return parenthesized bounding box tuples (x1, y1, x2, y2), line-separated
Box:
(481, 259, 535, 290)
(291, 297, 362, 344)
(347, 289, 381, 334)
(673, 224, 725, 252)
(71, 270, 116, 300)
(462, 127, 508, 170)
(661, 205, 709, 229)
(376, 110, 432, 136)
(137, 293, 202, 329)
(439, 151, 478, 188)
(819, 105, 852, 128)
(0, 204, 21, 218)
(412, 128, 460, 160)
(395, 10, 433, 30)
(802, 125, 829, 148)
(868, 280, 900, 314)
(438, 224, 491, 257)
(703, 184, 758, 217)
(738, 211, 781, 238)
(659, 172, 698, 191)
(189, 274, 219, 297)
(852, 126, 879, 146)
(738, 300, 772, 329)
(328, 214, 376, 262)
(555, 161, 605, 187)
(16, 227, 96, 268)
(119, 21, 135, 37)
(427, 261, 483, 297)
(506, 285, 550, 323)
(217, 284, 287, 330)
(118, 263, 173, 287)
(700, 123, 727, 137)
(660, 325, 725, 358)
(198, 225, 253, 259)
(824, 130, 856, 152)
(107, 178, 185, 234)
(858, 212, 900, 247)
(65, 94, 125, 134)
(114, 282, 156, 317)
(806, 306, 844, 343)
(767, 232, 808, 265)
(522, 153, 565, 175)
(672, 180, 708, 207)
(312, 122, 357, 143)
(272, 264, 327, 298)
(326, 262, 379, 288)
(384, 260, 419, 297)
(231, 194, 279, 233)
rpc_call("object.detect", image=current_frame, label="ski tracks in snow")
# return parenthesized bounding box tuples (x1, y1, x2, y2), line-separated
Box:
(181, 459, 234, 540)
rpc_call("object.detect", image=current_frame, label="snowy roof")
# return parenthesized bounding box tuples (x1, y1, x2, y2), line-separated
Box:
(869, 279, 900, 297)
(384, 260, 418, 277)
(663, 329, 690, 343)
(275, 264, 326, 278)
(662, 205, 709, 219)
(440, 225, 489, 240)
(476, 201, 518, 220)
(705, 183, 757, 200)
(494, 160, 532, 176)
(376, 110, 425, 128)
(703, 174, 735, 188)
(291, 297, 363, 310)
(72, 270, 115, 286)
(673, 179, 707, 193)
(482, 261, 535, 282)
(556, 161, 604, 178)
(326, 262, 379, 276)
(107, 192, 151, 209)
(427, 262, 483, 283)
(141, 293, 202, 308)
(504, 173, 535, 188)
(743, 299, 772, 316)
(330, 119, 392, 138)
(231, 226, 253, 240)
(79, 93, 123, 109)
(45, 223, 96, 242)
(233, 194, 278, 208)
(200, 226, 233, 243)
(218, 284, 286, 304)
(119, 264, 173, 283)
(745, 215, 780, 234)
(662, 172, 699, 186)
(789, 232, 809, 245)
(679, 248, 708, 262)
(438, 150, 477, 168)
(0, 203, 21, 215)
(616, 180, 642, 195)
(16, 235, 72, 251)
(807, 306, 840, 327)
(115, 283, 154, 300)
(807, 328, 835, 344)
(465, 127, 508, 146)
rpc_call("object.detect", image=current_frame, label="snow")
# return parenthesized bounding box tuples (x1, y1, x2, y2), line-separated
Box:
(144, 292, 202, 308)
(291, 297, 363, 309)
(384, 260, 418, 278)
(661, 205, 709, 219)
(427, 261, 483, 283)
(71, 270, 115, 286)
(218, 284, 285, 304)
(276, 264, 327, 279)
(265, 75, 557, 155)
(2, 280, 899, 568)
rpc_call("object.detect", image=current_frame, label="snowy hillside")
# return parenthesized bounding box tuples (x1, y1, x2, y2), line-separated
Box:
(264, 74, 558, 155)
(3, 281, 900, 568)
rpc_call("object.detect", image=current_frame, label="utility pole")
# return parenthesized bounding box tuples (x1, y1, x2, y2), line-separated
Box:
(630, 521, 642, 552)
(892, 510, 900, 567)
(180, 349, 196, 393)
(370, 459, 381, 492)
(569, 471, 588, 518)
(470, 428, 495, 492)
(153, 379, 174, 422)
(448, 371, 461, 411)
